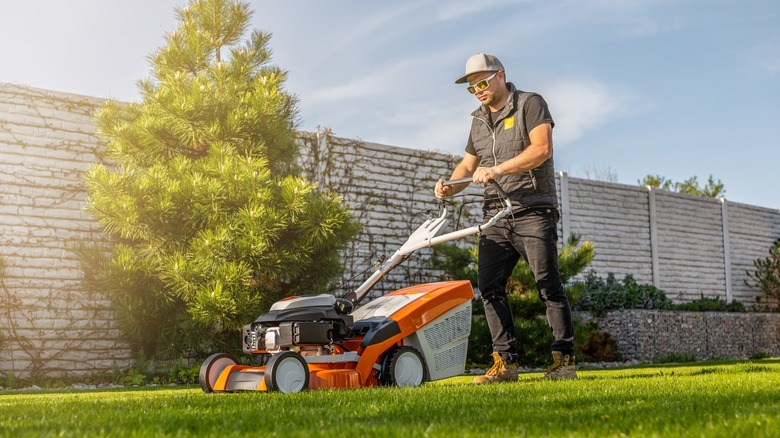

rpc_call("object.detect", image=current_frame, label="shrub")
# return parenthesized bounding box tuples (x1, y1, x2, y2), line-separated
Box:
(575, 320, 621, 362)
(467, 314, 553, 367)
(430, 237, 478, 287)
(653, 353, 698, 364)
(672, 295, 745, 312)
(467, 317, 492, 367)
(577, 272, 672, 316)
(750, 351, 770, 360)
(468, 312, 621, 366)
(745, 240, 780, 305)
(507, 290, 546, 320)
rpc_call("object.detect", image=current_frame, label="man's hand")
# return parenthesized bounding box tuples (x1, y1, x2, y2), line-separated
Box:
(434, 179, 454, 199)
(472, 166, 503, 184)
(436, 153, 481, 198)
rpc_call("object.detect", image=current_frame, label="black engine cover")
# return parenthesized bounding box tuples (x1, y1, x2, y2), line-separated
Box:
(254, 305, 354, 326)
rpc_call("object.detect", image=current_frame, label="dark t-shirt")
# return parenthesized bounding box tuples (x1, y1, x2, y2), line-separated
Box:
(465, 94, 553, 156)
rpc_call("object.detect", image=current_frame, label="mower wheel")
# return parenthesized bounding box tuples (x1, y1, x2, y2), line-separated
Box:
(264, 351, 310, 393)
(382, 346, 427, 387)
(199, 353, 238, 393)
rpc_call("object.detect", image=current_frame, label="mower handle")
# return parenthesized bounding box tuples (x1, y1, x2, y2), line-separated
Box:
(441, 176, 473, 186)
(347, 178, 514, 306)
(442, 177, 511, 201)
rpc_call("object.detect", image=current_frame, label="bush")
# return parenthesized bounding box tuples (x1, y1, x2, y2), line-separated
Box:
(653, 353, 698, 364)
(575, 320, 621, 362)
(750, 351, 770, 360)
(468, 313, 621, 366)
(672, 295, 745, 312)
(467, 314, 553, 367)
(745, 240, 780, 305)
(507, 290, 546, 319)
(467, 317, 493, 367)
(577, 272, 672, 316)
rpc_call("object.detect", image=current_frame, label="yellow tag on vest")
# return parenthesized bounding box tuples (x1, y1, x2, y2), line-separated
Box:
(504, 116, 514, 130)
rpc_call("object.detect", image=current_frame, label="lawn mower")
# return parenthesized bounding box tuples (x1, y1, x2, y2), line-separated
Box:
(199, 178, 513, 393)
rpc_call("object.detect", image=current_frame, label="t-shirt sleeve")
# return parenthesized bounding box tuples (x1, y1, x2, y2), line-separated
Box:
(524, 94, 555, 133)
(465, 118, 478, 155)
(465, 134, 476, 155)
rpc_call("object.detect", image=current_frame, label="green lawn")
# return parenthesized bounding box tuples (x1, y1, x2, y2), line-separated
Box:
(1, 360, 778, 437)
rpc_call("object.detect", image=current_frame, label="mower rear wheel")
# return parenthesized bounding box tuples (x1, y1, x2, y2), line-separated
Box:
(382, 346, 427, 387)
(264, 351, 310, 393)
(199, 353, 238, 393)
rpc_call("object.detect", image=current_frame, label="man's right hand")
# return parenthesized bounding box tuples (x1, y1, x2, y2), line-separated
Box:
(434, 179, 454, 199)
(436, 153, 480, 199)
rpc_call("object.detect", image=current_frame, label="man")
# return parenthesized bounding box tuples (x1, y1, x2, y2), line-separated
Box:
(434, 53, 576, 383)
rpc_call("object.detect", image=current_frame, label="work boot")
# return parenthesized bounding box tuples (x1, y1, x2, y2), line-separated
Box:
(542, 351, 578, 380)
(474, 352, 518, 384)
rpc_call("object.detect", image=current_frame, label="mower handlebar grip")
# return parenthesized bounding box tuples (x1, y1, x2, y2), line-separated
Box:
(441, 178, 510, 201)
(441, 177, 473, 187)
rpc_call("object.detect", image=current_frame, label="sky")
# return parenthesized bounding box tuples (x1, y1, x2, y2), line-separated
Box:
(2, 0, 779, 208)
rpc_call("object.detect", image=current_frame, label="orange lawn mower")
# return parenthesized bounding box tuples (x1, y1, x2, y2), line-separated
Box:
(198, 178, 513, 393)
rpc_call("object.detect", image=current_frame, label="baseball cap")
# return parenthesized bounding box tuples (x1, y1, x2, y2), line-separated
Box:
(454, 53, 505, 84)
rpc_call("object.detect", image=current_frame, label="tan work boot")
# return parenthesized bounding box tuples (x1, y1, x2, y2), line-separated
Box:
(542, 351, 578, 380)
(474, 352, 518, 384)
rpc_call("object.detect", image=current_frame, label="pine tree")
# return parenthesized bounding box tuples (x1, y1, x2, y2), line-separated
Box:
(83, 0, 357, 358)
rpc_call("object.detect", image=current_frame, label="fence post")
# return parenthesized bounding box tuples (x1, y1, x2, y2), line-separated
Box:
(721, 198, 733, 301)
(647, 186, 661, 288)
(558, 171, 570, 240)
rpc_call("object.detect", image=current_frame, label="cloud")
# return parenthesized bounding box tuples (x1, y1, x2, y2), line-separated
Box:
(302, 70, 473, 154)
(743, 37, 780, 77)
(618, 15, 683, 37)
(305, 3, 426, 62)
(380, 96, 474, 154)
(542, 79, 636, 146)
(497, 0, 684, 40)
(435, 0, 526, 22)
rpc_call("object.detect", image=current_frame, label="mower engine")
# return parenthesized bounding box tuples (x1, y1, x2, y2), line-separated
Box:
(242, 294, 354, 356)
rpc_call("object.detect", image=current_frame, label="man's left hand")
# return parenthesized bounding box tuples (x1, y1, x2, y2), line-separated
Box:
(472, 166, 503, 184)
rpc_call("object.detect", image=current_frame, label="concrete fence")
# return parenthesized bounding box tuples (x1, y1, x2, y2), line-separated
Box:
(557, 175, 780, 304)
(0, 84, 133, 378)
(1, 83, 779, 378)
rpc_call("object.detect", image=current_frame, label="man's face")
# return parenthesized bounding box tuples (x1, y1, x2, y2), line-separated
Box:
(467, 70, 503, 106)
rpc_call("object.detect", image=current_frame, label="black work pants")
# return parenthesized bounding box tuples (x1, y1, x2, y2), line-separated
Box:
(478, 208, 575, 362)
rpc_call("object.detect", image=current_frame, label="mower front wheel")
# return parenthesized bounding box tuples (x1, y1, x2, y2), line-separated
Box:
(200, 353, 238, 393)
(264, 351, 310, 393)
(382, 346, 427, 387)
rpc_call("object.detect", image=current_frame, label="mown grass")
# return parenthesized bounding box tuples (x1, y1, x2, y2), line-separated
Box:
(1, 360, 778, 437)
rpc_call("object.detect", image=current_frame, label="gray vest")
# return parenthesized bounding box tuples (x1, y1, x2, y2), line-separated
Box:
(468, 87, 558, 212)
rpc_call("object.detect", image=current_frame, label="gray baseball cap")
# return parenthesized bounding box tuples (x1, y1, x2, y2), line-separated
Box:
(454, 53, 505, 84)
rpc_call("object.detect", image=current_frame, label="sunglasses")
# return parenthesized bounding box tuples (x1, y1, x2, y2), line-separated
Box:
(467, 71, 499, 94)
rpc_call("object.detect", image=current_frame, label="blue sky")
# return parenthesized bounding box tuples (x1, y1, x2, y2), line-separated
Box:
(2, 0, 778, 208)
